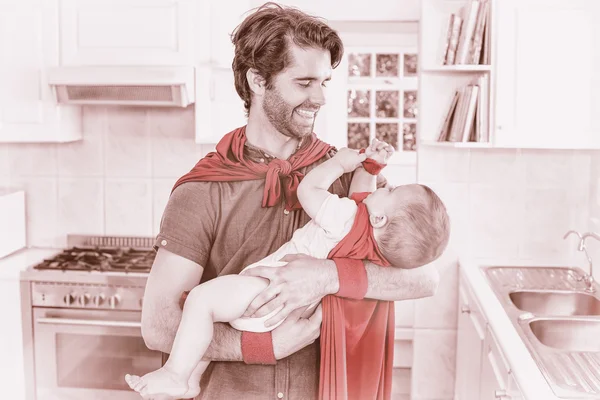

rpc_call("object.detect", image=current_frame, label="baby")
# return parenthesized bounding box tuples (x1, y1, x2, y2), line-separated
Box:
(125, 139, 450, 399)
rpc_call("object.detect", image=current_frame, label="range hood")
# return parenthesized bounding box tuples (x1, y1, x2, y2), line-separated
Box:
(47, 66, 195, 107)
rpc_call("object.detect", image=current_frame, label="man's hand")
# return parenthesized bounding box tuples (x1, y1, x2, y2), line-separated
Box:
(240, 254, 338, 327)
(364, 138, 394, 165)
(332, 147, 367, 173)
(271, 304, 322, 360)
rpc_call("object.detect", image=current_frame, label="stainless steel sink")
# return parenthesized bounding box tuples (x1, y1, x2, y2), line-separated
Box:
(483, 266, 600, 398)
(529, 318, 600, 352)
(510, 290, 600, 316)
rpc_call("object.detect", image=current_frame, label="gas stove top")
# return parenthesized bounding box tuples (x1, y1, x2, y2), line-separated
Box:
(34, 247, 155, 273)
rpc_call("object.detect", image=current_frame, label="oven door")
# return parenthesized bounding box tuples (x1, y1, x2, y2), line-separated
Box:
(33, 307, 163, 400)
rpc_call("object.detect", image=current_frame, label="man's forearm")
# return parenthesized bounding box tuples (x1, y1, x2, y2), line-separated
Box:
(202, 322, 243, 362)
(364, 261, 439, 301)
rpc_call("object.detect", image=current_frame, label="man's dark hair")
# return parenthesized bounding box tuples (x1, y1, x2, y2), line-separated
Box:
(231, 2, 344, 114)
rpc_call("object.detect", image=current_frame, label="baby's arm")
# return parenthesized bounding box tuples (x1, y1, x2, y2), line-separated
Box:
(349, 139, 394, 196)
(297, 148, 366, 220)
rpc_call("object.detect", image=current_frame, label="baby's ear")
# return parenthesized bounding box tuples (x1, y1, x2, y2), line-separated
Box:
(369, 214, 388, 228)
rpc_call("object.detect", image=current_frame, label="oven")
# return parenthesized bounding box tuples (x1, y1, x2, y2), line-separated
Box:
(32, 307, 162, 400)
(20, 235, 163, 400)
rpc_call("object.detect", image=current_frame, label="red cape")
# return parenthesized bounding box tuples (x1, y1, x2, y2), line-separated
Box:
(172, 126, 333, 211)
(319, 192, 395, 400)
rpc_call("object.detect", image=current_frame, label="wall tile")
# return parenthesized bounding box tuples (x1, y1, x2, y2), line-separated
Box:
(6, 143, 58, 177)
(469, 148, 523, 186)
(417, 146, 470, 183)
(468, 184, 523, 259)
(148, 107, 204, 178)
(384, 165, 417, 186)
(411, 329, 456, 399)
(414, 261, 458, 329)
(394, 299, 415, 327)
(57, 178, 104, 241)
(523, 149, 577, 188)
(57, 130, 104, 177)
(152, 178, 178, 236)
(11, 178, 58, 247)
(105, 178, 153, 236)
(104, 107, 152, 178)
(0, 145, 10, 177)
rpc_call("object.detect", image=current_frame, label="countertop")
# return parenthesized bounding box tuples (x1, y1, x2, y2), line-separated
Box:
(460, 258, 575, 400)
(0, 247, 62, 280)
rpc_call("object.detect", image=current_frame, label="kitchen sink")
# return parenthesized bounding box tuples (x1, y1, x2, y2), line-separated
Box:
(483, 266, 600, 398)
(509, 290, 600, 316)
(529, 318, 600, 352)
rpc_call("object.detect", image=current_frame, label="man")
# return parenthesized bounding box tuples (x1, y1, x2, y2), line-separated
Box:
(141, 3, 440, 399)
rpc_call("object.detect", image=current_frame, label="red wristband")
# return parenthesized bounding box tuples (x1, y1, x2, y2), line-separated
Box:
(241, 331, 277, 365)
(359, 148, 386, 175)
(334, 258, 368, 299)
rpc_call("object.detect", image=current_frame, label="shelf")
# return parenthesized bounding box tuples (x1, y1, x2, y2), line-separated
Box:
(420, 140, 493, 148)
(421, 65, 492, 73)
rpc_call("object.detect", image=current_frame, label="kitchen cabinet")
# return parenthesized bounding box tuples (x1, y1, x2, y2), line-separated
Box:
(253, 0, 420, 21)
(454, 273, 485, 400)
(494, 0, 600, 149)
(0, 277, 26, 400)
(59, 0, 205, 66)
(0, 0, 82, 143)
(456, 270, 524, 400)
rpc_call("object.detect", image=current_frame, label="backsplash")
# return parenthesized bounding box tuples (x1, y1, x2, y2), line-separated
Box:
(0, 105, 597, 265)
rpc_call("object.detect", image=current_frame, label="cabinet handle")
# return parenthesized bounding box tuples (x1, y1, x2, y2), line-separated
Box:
(495, 389, 511, 399)
(460, 305, 471, 314)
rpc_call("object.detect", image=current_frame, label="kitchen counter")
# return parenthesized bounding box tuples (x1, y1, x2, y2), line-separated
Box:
(460, 258, 569, 400)
(0, 247, 62, 280)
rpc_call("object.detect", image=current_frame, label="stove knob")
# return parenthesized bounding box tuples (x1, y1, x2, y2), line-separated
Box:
(108, 295, 120, 309)
(78, 293, 91, 306)
(63, 293, 75, 306)
(92, 294, 105, 307)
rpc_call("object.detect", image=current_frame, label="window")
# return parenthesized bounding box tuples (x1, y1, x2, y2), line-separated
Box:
(346, 47, 418, 163)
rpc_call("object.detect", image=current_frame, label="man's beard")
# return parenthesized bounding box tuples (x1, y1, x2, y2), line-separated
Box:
(262, 87, 318, 140)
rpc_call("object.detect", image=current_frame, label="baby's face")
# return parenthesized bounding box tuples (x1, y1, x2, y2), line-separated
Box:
(364, 184, 425, 219)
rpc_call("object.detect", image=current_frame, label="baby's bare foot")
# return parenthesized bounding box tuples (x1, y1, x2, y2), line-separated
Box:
(125, 367, 196, 399)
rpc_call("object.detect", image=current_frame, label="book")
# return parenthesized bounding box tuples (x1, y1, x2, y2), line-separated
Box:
(447, 86, 468, 142)
(470, 0, 489, 64)
(475, 75, 489, 142)
(438, 91, 460, 142)
(455, 1, 480, 64)
(460, 85, 479, 141)
(443, 14, 463, 65)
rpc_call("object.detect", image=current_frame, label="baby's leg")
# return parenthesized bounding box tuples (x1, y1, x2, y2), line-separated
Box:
(126, 274, 269, 399)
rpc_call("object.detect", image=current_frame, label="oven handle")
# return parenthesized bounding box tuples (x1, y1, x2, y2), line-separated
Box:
(37, 317, 141, 329)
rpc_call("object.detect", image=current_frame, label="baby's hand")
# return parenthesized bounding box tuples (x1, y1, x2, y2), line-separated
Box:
(333, 148, 367, 173)
(365, 138, 394, 164)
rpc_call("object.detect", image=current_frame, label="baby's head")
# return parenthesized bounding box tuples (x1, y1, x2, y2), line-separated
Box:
(363, 184, 450, 269)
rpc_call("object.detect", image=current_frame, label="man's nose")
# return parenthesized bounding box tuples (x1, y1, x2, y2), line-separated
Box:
(309, 85, 326, 106)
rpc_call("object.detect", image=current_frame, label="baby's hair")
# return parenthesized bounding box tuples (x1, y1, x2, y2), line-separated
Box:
(378, 185, 450, 269)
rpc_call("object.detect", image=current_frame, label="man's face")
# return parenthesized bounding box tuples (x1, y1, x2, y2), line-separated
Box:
(262, 44, 332, 139)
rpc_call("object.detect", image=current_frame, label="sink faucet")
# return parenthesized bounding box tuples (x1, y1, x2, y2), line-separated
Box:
(563, 230, 598, 292)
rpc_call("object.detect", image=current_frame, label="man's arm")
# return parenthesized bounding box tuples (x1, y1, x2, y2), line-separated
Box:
(141, 248, 243, 361)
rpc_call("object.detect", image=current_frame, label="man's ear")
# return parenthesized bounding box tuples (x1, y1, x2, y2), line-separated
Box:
(369, 214, 388, 229)
(246, 69, 267, 96)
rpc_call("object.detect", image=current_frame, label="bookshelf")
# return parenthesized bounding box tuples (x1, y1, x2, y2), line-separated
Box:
(418, 0, 495, 148)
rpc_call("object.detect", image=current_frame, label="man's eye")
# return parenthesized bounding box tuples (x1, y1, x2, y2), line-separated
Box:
(321, 81, 328, 88)
(299, 82, 311, 88)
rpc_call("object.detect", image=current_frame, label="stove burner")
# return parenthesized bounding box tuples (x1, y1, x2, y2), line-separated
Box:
(34, 247, 155, 273)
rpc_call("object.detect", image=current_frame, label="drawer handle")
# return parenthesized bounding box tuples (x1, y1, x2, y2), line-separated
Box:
(460, 305, 471, 314)
(495, 389, 511, 399)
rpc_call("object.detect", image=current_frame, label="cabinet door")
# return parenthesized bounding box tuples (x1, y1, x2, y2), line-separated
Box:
(494, 0, 600, 149)
(210, 0, 252, 69)
(455, 282, 486, 400)
(479, 326, 509, 400)
(59, 0, 196, 66)
(0, 0, 81, 143)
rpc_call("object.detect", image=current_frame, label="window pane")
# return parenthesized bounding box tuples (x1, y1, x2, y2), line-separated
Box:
(403, 91, 418, 118)
(376, 91, 399, 118)
(376, 54, 399, 77)
(404, 54, 418, 76)
(375, 123, 399, 150)
(403, 123, 417, 151)
(348, 123, 370, 149)
(348, 90, 370, 117)
(348, 53, 371, 77)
